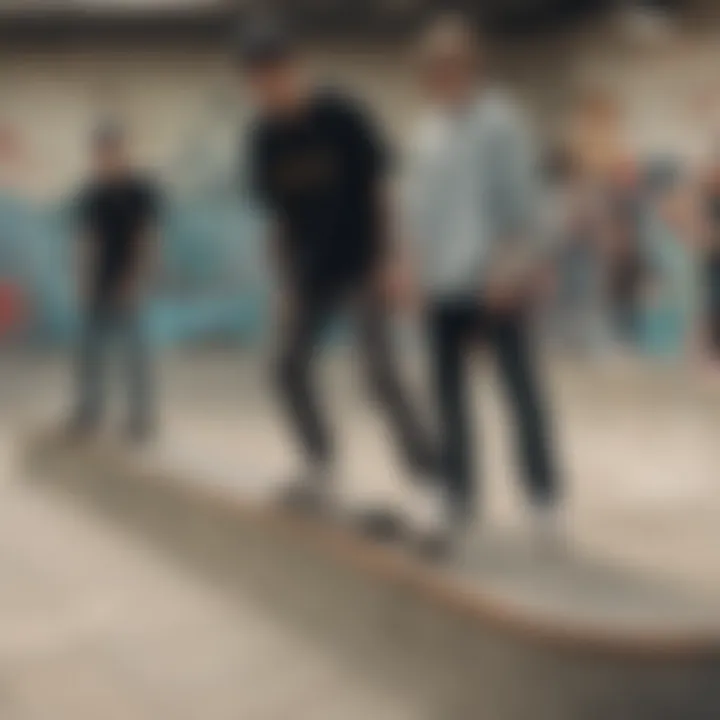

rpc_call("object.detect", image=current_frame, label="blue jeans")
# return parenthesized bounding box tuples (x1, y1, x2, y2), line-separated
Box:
(75, 300, 153, 432)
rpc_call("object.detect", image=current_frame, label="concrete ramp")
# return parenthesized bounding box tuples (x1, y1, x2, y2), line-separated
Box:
(23, 432, 720, 720)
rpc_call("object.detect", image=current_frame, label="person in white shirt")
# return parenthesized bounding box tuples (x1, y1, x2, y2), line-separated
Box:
(403, 15, 562, 549)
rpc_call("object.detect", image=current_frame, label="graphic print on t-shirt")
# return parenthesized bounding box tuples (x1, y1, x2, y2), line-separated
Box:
(247, 89, 389, 289)
(272, 146, 337, 195)
(78, 175, 159, 300)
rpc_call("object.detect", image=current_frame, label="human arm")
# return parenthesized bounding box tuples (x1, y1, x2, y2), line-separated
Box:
(482, 98, 545, 310)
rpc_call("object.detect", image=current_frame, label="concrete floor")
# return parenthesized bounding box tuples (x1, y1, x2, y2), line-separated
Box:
(0, 373, 422, 719)
(1, 351, 720, 718)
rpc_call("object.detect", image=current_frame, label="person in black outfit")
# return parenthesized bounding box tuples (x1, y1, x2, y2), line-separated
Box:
(606, 160, 645, 347)
(706, 189, 720, 357)
(68, 123, 160, 442)
(238, 19, 438, 534)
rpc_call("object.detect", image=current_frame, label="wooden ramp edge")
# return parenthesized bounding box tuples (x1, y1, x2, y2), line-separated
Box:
(21, 431, 720, 720)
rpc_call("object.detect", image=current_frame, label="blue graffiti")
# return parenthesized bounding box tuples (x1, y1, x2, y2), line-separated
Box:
(0, 189, 269, 347)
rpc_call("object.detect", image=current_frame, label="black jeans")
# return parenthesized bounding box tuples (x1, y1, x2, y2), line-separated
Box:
(75, 298, 153, 433)
(275, 281, 434, 477)
(427, 297, 558, 516)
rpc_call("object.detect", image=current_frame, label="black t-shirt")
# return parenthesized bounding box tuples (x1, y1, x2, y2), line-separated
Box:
(707, 195, 720, 311)
(78, 175, 159, 297)
(248, 90, 389, 290)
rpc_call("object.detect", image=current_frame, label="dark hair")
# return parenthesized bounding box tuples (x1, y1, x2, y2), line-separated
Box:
(543, 144, 579, 183)
(415, 11, 483, 66)
(92, 120, 125, 151)
(235, 15, 297, 70)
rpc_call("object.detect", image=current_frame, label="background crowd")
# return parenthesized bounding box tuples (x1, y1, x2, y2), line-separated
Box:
(0, 4, 719, 371)
(541, 88, 720, 364)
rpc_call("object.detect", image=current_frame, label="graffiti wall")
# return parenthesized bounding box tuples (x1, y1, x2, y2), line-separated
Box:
(0, 65, 269, 347)
(1, 33, 713, 353)
(0, 190, 270, 348)
(0, 41, 419, 348)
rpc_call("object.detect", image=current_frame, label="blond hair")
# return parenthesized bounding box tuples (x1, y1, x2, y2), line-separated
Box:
(415, 13, 482, 70)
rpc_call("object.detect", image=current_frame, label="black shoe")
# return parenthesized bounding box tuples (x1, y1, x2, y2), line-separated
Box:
(415, 500, 472, 563)
(124, 423, 155, 447)
(63, 415, 98, 442)
(352, 507, 405, 544)
(275, 466, 336, 518)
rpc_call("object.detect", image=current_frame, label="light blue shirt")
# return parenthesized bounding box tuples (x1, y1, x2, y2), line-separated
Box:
(405, 90, 539, 296)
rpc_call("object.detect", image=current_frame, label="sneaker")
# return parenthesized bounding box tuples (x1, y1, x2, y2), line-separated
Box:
(62, 414, 98, 443)
(406, 481, 467, 560)
(353, 506, 405, 543)
(276, 461, 337, 517)
(125, 422, 155, 447)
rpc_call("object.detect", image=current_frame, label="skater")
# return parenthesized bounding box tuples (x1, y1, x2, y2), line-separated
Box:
(404, 15, 561, 546)
(67, 122, 160, 443)
(703, 155, 720, 362)
(237, 19, 438, 537)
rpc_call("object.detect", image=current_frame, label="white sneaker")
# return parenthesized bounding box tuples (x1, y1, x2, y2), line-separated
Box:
(529, 503, 567, 554)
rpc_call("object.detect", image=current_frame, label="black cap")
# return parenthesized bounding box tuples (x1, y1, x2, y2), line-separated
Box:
(236, 16, 296, 70)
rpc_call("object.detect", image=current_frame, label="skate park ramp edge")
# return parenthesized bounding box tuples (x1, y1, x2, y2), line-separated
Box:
(20, 431, 720, 720)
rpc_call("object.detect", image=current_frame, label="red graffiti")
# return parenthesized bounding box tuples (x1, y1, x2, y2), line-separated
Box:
(0, 281, 26, 338)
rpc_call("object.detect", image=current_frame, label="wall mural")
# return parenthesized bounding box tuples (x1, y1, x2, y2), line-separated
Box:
(0, 102, 269, 348)
(0, 93, 703, 356)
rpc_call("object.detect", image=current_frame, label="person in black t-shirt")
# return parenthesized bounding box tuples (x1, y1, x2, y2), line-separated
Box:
(68, 123, 159, 442)
(247, 84, 388, 294)
(706, 168, 720, 357)
(238, 19, 438, 535)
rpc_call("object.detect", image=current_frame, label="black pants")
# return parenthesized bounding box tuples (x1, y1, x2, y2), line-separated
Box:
(427, 297, 558, 516)
(275, 281, 434, 476)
